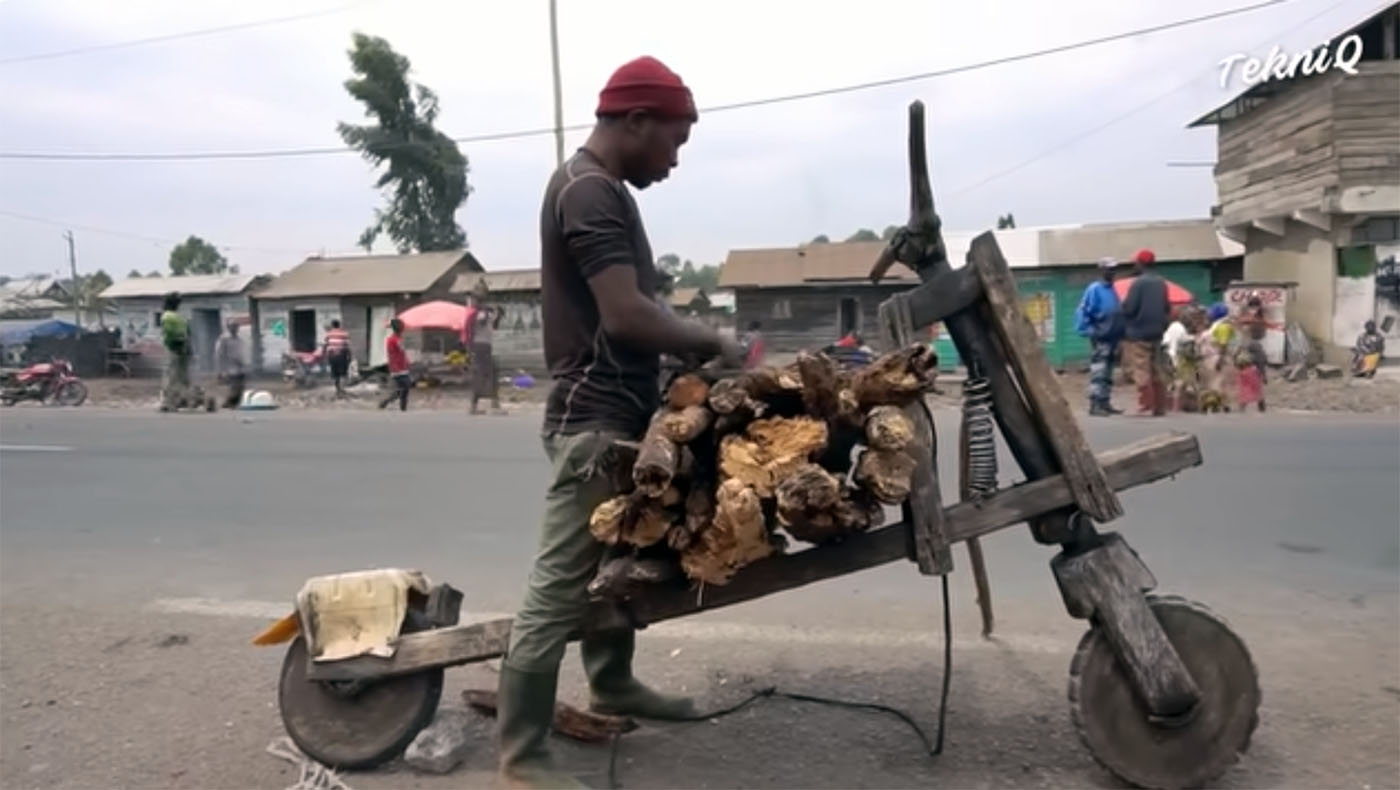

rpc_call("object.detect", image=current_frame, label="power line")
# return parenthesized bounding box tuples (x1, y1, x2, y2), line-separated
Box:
(0, 2, 372, 66)
(945, 0, 1356, 198)
(0, 0, 1289, 162)
(0, 209, 334, 255)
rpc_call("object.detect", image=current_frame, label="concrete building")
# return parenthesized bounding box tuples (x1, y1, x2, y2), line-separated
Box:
(251, 250, 482, 371)
(100, 273, 270, 375)
(720, 219, 1242, 370)
(1190, 3, 1400, 358)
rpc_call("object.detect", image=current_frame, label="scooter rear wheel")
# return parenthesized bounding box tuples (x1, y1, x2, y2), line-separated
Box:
(277, 615, 444, 770)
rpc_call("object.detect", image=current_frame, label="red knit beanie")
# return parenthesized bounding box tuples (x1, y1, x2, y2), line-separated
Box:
(1134, 248, 1156, 265)
(596, 56, 697, 122)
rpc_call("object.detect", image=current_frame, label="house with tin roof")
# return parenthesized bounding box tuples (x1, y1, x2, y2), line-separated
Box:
(101, 272, 270, 375)
(250, 250, 482, 370)
(720, 219, 1243, 369)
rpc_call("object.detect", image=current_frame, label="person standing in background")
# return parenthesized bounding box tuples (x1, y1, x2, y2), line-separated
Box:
(378, 318, 411, 412)
(1074, 257, 1125, 416)
(741, 320, 765, 369)
(214, 319, 246, 409)
(1120, 249, 1171, 416)
(158, 291, 191, 412)
(467, 288, 504, 415)
(1235, 293, 1268, 412)
(323, 319, 353, 398)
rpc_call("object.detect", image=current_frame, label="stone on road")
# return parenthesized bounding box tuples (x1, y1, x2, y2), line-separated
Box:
(0, 408, 1396, 789)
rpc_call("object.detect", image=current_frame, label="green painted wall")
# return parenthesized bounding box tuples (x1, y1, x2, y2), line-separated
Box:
(928, 262, 1217, 371)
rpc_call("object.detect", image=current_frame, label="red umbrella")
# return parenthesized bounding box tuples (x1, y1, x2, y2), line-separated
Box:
(1114, 276, 1194, 306)
(396, 300, 469, 332)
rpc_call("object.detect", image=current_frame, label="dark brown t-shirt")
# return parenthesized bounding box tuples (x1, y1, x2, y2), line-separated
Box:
(539, 149, 660, 437)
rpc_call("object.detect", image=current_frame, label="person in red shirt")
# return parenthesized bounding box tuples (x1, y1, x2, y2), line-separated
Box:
(378, 318, 411, 411)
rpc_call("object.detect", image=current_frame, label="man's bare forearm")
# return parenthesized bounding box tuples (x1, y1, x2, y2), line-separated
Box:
(607, 299, 721, 358)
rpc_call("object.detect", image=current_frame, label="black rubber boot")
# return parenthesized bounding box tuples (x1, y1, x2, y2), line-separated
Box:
(582, 629, 697, 719)
(496, 664, 587, 789)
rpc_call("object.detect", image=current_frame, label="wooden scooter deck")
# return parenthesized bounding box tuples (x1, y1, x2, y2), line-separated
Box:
(306, 431, 1200, 683)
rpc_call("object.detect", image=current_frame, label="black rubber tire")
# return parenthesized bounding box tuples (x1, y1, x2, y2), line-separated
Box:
(277, 614, 444, 770)
(54, 380, 87, 407)
(1068, 594, 1261, 790)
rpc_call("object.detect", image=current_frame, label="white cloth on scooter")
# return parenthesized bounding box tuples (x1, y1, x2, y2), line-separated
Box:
(294, 568, 431, 662)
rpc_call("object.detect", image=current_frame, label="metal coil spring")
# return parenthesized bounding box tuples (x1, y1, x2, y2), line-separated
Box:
(961, 376, 999, 498)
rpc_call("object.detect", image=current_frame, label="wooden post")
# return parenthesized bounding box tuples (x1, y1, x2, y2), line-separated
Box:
(967, 232, 1123, 523)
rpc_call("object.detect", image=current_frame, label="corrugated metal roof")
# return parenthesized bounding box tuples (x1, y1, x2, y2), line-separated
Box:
(720, 220, 1241, 287)
(255, 250, 479, 299)
(101, 273, 264, 299)
(451, 268, 541, 294)
(669, 287, 705, 307)
(1037, 219, 1242, 266)
(719, 243, 918, 288)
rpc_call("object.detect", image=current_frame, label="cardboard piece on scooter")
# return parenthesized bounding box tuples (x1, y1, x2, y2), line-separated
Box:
(295, 568, 431, 662)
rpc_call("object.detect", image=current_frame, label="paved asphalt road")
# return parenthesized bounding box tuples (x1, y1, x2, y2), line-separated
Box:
(1, 406, 1397, 790)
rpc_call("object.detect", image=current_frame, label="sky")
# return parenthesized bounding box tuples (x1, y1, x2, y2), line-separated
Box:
(0, 0, 1385, 281)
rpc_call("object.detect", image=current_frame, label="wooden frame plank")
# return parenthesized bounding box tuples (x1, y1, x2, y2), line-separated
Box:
(306, 433, 1199, 682)
(967, 232, 1124, 523)
(901, 399, 954, 575)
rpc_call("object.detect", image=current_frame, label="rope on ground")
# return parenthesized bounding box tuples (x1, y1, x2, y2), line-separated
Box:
(608, 573, 954, 788)
(266, 737, 356, 790)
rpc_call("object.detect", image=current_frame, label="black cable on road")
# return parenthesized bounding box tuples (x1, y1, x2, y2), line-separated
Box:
(605, 572, 954, 789)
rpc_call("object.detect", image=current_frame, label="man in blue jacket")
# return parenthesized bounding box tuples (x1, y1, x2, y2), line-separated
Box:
(1075, 257, 1125, 416)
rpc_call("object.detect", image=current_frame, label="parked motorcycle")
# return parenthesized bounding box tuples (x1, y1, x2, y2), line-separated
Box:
(0, 358, 88, 407)
(282, 350, 326, 389)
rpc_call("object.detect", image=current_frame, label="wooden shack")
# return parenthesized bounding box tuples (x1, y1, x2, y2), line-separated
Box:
(1190, 3, 1400, 357)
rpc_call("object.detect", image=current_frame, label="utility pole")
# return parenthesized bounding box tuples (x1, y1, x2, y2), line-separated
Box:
(64, 230, 80, 326)
(548, 0, 565, 167)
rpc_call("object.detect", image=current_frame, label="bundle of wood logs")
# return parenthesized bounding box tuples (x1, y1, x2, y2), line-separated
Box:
(588, 345, 939, 594)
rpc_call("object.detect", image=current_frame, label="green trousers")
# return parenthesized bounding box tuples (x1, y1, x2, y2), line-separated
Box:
(162, 351, 191, 408)
(505, 429, 627, 673)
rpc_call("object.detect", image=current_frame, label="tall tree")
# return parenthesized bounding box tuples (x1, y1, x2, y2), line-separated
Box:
(69, 269, 113, 325)
(845, 228, 880, 243)
(997, 213, 1017, 229)
(338, 33, 470, 254)
(168, 235, 229, 276)
(656, 253, 681, 275)
(676, 260, 721, 290)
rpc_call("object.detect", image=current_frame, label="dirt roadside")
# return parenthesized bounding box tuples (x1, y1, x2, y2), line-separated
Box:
(67, 369, 1398, 416)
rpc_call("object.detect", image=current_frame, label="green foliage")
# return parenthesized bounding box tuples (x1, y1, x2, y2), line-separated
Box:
(677, 260, 720, 290)
(845, 228, 880, 243)
(881, 225, 901, 240)
(127, 269, 143, 279)
(337, 32, 470, 254)
(656, 253, 681, 275)
(810, 234, 830, 244)
(146, 271, 162, 278)
(656, 253, 720, 291)
(169, 235, 229, 276)
(67, 269, 113, 318)
(997, 213, 1016, 229)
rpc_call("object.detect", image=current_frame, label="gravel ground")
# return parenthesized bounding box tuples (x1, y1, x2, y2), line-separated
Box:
(57, 367, 1400, 416)
(1054, 371, 1400, 415)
